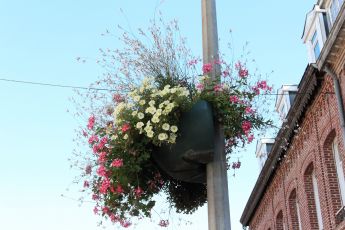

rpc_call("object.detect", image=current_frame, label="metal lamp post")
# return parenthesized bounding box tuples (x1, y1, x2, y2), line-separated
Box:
(201, 0, 231, 229)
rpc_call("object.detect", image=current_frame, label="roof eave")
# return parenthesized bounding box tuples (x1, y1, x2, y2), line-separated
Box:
(240, 64, 320, 226)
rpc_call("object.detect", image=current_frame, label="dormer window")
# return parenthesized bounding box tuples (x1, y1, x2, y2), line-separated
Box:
(312, 31, 321, 60)
(302, 5, 328, 63)
(255, 138, 275, 169)
(275, 85, 298, 120)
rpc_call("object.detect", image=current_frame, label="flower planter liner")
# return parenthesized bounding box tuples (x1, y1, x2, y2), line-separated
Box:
(152, 100, 215, 184)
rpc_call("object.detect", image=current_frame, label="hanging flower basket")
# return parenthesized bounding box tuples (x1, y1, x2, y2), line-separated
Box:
(79, 71, 272, 227)
(73, 20, 273, 228)
(152, 100, 214, 184)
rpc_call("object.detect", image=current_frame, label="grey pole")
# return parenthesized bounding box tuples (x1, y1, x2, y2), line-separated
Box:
(201, 0, 231, 229)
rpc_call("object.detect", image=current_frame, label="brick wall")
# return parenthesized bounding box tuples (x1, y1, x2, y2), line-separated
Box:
(249, 75, 345, 229)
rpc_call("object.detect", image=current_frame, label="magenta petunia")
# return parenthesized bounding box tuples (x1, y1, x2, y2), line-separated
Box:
(202, 63, 212, 74)
(111, 158, 123, 168)
(158, 219, 169, 227)
(121, 123, 130, 133)
(87, 115, 95, 130)
(229, 95, 239, 103)
(134, 186, 143, 198)
(242, 121, 252, 135)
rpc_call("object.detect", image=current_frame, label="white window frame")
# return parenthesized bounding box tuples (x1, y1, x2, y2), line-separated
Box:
(279, 102, 287, 119)
(332, 140, 345, 205)
(328, 0, 342, 25)
(312, 172, 324, 229)
(311, 31, 321, 61)
(296, 199, 303, 230)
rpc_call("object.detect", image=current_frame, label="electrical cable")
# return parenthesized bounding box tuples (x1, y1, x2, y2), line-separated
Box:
(0, 77, 334, 96)
(0, 78, 115, 92)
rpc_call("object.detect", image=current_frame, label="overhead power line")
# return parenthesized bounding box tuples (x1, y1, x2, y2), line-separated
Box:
(0, 77, 334, 96)
(0, 78, 115, 92)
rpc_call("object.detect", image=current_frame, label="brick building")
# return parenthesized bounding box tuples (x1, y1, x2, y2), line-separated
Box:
(240, 1, 345, 229)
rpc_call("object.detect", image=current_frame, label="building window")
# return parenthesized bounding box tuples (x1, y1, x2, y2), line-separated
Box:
(276, 211, 284, 230)
(296, 199, 303, 230)
(311, 31, 321, 60)
(304, 164, 323, 229)
(339, 0, 344, 7)
(333, 141, 345, 205)
(312, 172, 324, 229)
(329, 0, 343, 25)
(289, 189, 302, 229)
(323, 133, 344, 224)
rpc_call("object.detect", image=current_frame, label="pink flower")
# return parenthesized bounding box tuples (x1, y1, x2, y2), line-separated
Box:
(242, 121, 252, 135)
(85, 164, 92, 174)
(120, 220, 132, 228)
(202, 63, 213, 74)
(256, 80, 272, 92)
(92, 144, 100, 154)
(97, 142, 105, 150)
(229, 95, 239, 103)
(87, 115, 95, 130)
(148, 172, 164, 191)
(231, 161, 241, 169)
(226, 138, 235, 147)
(110, 214, 120, 223)
(134, 186, 143, 198)
(88, 135, 99, 144)
(235, 61, 242, 70)
(154, 172, 164, 186)
(188, 59, 198, 66)
(83, 180, 90, 188)
(252, 86, 260, 95)
(98, 136, 108, 148)
(257, 80, 267, 89)
(196, 83, 204, 91)
(102, 206, 110, 215)
(92, 194, 99, 200)
(98, 152, 107, 164)
(148, 180, 157, 190)
(239, 68, 248, 77)
(82, 130, 88, 137)
(247, 133, 254, 143)
(245, 107, 254, 114)
(213, 84, 223, 92)
(93, 206, 98, 214)
(238, 99, 248, 105)
(99, 178, 110, 194)
(112, 94, 124, 103)
(222, 69, 230, 77)
(121, 123, 130, 132)
(111, 158, 123, 168)
(158, 220, 169, 227)
(116, 184, 124, 194)
(97, 165, 107, 177)
(235, 61, 248, 77)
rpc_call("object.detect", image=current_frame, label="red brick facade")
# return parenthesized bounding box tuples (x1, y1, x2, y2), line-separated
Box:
(246, 75, 345, 230)
(241, 2, 345, 229)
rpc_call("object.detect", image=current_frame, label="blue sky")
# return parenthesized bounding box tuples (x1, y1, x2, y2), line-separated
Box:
(0, 0, 315, 229)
